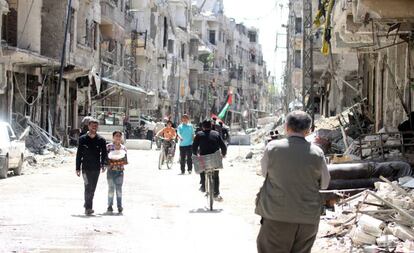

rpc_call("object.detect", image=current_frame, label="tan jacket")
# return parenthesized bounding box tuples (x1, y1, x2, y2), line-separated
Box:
(255, 136, 330, 225)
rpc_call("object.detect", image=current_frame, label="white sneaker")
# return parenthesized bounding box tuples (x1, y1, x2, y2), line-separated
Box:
(214, 195, 223, 202)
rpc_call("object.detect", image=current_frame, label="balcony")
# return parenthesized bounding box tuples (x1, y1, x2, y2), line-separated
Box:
(100, 0, 131, 28)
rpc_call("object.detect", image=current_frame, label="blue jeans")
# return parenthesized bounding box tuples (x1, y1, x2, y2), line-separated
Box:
(107, 170, 124, 208)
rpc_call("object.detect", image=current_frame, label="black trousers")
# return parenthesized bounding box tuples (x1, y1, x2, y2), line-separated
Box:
(82, 170, 100, 210)
(179, 146, 193, 173)
(200, 171, 220, 195)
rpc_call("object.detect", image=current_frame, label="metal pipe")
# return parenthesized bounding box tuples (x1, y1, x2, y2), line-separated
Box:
(373, 40, 407, 52)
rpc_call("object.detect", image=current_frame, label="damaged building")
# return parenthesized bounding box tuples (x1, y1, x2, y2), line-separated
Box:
(284, 0, 359, 116)
(330, 0, 414, 131)
(0, 0, 101, 145)
(0, 0, 275, 146)
(284, 0, 414, 131)
(192, 0, 270, 127)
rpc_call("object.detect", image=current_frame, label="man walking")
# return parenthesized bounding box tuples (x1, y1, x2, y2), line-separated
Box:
(192, 120, 227, 201)
(80, 113, 93, 136)
(177, 114, 195, 174)
(76, 119, 108, 215)
(255, 111, 330, 253)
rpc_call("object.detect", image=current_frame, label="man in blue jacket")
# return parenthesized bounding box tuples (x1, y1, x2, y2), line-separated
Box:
(177, 114, 195, 174)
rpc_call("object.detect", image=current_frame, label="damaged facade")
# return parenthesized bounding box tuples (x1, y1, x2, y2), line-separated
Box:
(0, 0, 101, 145)
(284, 0, 359, 116)
(330, 0, 414, 132)
(282, 1, 414, 250)
(284, 0, 414, 131)
(0, 0, 274, 145)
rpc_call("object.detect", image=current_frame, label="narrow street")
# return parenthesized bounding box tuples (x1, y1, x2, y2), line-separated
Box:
(0, 146, 263, 253)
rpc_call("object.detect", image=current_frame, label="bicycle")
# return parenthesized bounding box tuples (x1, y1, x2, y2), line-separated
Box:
(204, 168, 219, 211)
(158, 138, 175, 170)
(192, 150, 223, 211)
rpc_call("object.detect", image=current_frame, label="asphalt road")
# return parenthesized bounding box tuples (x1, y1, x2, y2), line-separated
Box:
(0, 146, 264, 253)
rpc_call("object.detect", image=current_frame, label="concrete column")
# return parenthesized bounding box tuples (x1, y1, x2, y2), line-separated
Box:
(375, 54, 384, 131)
(395, 43, 407, 124)
(384, 49, 396, 128)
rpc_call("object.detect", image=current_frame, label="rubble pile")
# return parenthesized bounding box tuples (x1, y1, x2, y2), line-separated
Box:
(310, 101, 375, 157)
(319, 178, 414, 252)
(315, 115, 342, 130)
(25, 120, 61, 154)
(12, 113, 61, 154)
(250, 122, 276, 144)
(23, 148, 76, 174)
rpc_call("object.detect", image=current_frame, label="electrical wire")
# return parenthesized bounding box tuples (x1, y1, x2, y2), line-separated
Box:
(12, 64, 49, 106)
(236, 0, 282, 21)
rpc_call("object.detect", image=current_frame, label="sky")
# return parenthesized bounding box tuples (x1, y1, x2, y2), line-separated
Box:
(223, 0, 289, 85)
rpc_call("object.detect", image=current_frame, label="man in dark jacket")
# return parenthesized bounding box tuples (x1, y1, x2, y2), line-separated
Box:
(76, 119, 108, 215)
(192, 120, 227, 201)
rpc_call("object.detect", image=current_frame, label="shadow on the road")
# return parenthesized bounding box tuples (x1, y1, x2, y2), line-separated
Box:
(100, 212, 123, 216)
(189, 208, 223, 214)
(71, 214, 103, 218)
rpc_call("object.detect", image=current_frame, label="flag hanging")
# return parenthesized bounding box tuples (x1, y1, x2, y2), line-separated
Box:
(218, 92, 233, 119)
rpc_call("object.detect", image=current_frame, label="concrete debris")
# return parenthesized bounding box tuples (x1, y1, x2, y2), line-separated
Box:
(13, 114, 61, 154)
(23, 148, 75, 173)
(245, 151, 253, 159)
(319, 178, 414, 251)
(229, 135, 251, 146)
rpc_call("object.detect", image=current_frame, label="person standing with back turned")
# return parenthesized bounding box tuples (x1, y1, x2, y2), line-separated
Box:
(76, 118, 108, 215)
(177, 114, 195, 174)
(255, 111, 330, 253)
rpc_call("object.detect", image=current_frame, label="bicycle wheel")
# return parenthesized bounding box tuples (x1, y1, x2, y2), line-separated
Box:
(158, 150, 164, 170)
(208, 173, 214, 211)
(166, 155, 173, 169)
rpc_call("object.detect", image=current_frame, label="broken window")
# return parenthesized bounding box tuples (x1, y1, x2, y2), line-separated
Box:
(189, 39, 198, 57)
(209, 30, 216, 45)
(248, 31, 257, 43)
(251, 75, 256, 84)
(92, 21, 98, 50)
(163, 17, 168, 48)
(294, 50, 301, 68)
(295, 17, 302, 34)
(250, 53, 256, 63)
(2, 7, 17, 47)
(85, 20, 90, 46)
(168, 39, 174, 54)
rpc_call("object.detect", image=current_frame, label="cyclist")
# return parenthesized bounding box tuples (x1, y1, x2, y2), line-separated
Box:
(156, 120, 177, 157)
(192, 119, 227, 201)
